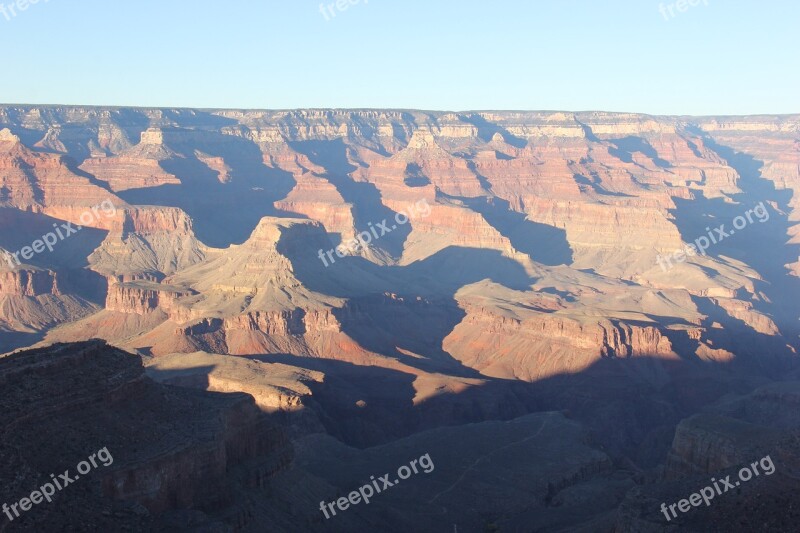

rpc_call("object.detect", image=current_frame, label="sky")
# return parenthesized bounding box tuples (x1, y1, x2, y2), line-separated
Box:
(0, 0, 797, 115)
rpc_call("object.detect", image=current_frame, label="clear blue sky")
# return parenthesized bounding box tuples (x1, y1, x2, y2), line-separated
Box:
(0, 0, 797, 115)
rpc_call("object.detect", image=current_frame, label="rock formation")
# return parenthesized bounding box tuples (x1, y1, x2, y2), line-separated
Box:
(0, 341, 293, 531)
(1, 106, 799, 530)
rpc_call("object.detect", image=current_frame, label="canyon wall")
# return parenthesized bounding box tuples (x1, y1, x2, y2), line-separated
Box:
(0, 107, 797, 383)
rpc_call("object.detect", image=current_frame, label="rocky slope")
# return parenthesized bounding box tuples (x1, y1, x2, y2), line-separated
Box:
(615, 380, 800, 532)
(0, 341, 294, 531)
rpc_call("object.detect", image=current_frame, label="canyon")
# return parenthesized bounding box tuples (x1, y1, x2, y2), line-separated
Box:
(1, 106, 799, 531)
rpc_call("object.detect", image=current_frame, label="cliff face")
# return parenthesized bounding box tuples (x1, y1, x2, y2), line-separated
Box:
(0, 127, 124, 224)
(0, 269, 59, 297)
(664, 382, 800, 479)
(0, 265, 102, 336)
(104, 279, 195, 315)
(615, 381, 800, 532)
(0, 341, 293, 530)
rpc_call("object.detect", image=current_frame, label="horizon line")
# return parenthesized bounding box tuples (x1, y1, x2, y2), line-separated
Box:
(1, 103, 799, 120)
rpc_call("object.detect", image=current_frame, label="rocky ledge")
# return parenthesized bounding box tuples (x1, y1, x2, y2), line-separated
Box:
(0, 341, 293, 531)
